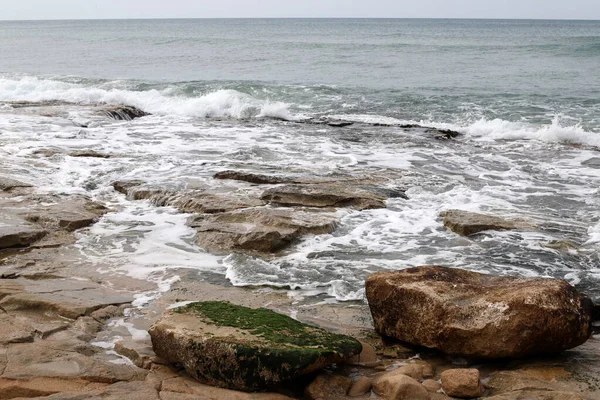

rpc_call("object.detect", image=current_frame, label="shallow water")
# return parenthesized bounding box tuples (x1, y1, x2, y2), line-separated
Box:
(1, 19, 599, 302)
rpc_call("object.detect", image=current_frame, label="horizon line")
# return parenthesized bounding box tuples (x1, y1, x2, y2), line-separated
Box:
(2, 17, 600, 22)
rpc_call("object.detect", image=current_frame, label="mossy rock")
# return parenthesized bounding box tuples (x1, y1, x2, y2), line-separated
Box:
(148, 301, 362, 391)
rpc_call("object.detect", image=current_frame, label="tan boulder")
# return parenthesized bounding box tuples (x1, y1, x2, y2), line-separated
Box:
(366, 266, 593, 358)
(348, 376, 373, 397)
(440, 369, 483, 398)
(422, 379, 441, 393)
(373, 373, 430, 400)
(304, 374, 352, 400)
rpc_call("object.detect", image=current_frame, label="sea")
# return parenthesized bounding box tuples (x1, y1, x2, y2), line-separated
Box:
(1, 18, 600, 302)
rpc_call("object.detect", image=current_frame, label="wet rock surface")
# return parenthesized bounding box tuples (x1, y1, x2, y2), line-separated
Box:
(366, 266, 593, 358)
(148, 301, 362, 391)
(189, 207, 339, 254)
(441, 209, 531, 236)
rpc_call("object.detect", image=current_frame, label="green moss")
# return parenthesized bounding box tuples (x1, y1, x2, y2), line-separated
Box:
(176, 301, 360, 355)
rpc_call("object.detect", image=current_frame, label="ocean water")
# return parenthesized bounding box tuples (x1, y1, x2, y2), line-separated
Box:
(1, 18, 600, 302)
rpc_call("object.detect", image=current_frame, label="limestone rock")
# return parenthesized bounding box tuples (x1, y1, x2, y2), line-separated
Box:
(0, 177, 33, 191)
(441, 209, 530, 236)
(484, 390, 586, 400)
(373, 373, 430, 400)
(0, 224, 47, 249)
(148, 301, 362, 391)
(160, 375, 295, 399)
(261, 183, 386, 210)
(0, 278, 133, 319)
(366, 266, 593, 358)
(305, 374, 352, 400)
(484, 371, 562, 394)
(115, 183, 264, 214)
(422, 379, 441, 393)
(348, 376, 373, 397)
(189, 207, 339, 254)
(440, 369, 483, 399)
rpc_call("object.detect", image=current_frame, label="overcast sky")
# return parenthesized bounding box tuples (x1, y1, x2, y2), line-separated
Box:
(1, 0, 600, 20)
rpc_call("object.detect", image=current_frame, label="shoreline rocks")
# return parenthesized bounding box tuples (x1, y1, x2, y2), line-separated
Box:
(148, 301, 362, 391)
(366, 266, 593, 358)
(441, 210, 532, 236)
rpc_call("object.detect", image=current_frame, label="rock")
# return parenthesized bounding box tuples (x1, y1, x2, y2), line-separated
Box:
(113, 180, 145, 195)
(160, 375, 295, 399)
(484, 371, 561, 394)
(0, 377, 107, 399)
(101, 105, 150, 121)
(305, 374, 352, 400)
(348, 376, 373, 397)
(0, 177, 33, 191)
(422, 379, 441, 393)
(148, 301, 362, 391)
(0, 224, 47, 249)
(69, 150, 111, 158)
(366, 266, 593, 358)
(0, 278, 133, 319)
(261, 183, 386, 210)
(214, 170, 294, 185)
(19, 381, 161, 400)
(188, 207, 339, 254)
(348, 341, 378, 365)
(441, 209, 530, 236)
(116, 184, 264, 214)
(484, 391, 586, 400)
(440, 369, 482, 399)
(384, 364, 427, 381)
(373, 373, 430, 400)
(114, 340, 155, 369)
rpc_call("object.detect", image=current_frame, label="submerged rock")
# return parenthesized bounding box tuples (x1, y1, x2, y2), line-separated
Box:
(214, 170, 296, 185)
(441, 209, 531, 236)
(261, 183, 387, 210)
(189, 207, 339, 254)
(366, 266, 593, 358)
(101, 105, 150, 121)
(148, 301, 362, 391)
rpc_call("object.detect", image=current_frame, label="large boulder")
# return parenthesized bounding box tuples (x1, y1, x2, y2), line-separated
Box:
(148, 301, 362, 391)
(441, 210, 531, 236)
(366, 266, 593, 358)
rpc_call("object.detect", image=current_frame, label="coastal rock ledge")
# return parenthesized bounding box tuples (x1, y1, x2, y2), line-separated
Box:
(366, 266, 593, 359)
(148, 301, 362, 391)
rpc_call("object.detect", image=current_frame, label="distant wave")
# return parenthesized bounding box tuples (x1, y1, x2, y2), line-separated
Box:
(0, 75, 292, 120)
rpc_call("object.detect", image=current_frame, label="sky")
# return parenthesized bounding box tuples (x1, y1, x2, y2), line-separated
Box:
(1, 0, 600, 21)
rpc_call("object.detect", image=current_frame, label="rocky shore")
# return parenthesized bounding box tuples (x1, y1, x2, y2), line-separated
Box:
(0, 101, 599, 400)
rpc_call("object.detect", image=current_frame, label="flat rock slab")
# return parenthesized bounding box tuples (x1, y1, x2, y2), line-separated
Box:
(188, 207, 339, 254)
(0, 177, 33, 191)
(113, 182, 265, 214)
(148, 301, 362, 391)
(0, 222, 47, 250)
(441, 209, 531, 236)
(0, 278, 133, 319)
(366, 266, 593, 358)
(261, 183, 387, 210)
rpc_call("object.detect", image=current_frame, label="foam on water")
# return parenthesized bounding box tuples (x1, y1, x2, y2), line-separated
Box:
(0, 75, 292, 120)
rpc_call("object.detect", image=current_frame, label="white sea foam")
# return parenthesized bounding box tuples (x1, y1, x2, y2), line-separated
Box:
(0, 75, 291, 120)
